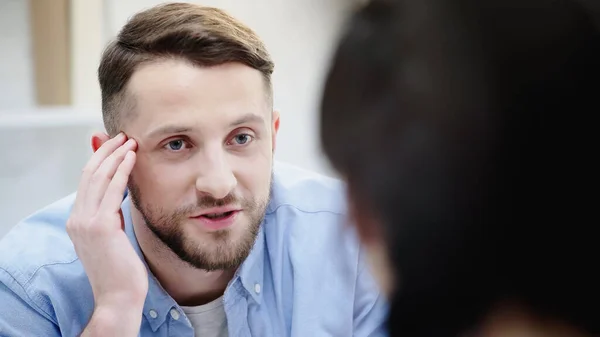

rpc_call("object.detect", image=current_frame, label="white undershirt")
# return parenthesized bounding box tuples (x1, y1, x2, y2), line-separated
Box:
(181, 296, 229, 337)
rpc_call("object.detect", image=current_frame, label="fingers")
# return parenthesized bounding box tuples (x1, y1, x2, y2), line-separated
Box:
(84, 138, 137, 212)
(99, 151, 137, 217)
(76, 133, 127, 201)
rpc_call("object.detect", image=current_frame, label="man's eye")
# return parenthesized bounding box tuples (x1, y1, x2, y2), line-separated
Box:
(165, 139, 186, 151)
(232, 134, 252, 145)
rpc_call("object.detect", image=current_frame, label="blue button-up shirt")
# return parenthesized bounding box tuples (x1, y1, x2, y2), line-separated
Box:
(0, 162, 387, 336)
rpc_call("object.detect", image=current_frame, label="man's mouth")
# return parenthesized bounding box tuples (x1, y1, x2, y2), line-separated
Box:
(190, 207, 240, 230)
(201, 211, 235, 220)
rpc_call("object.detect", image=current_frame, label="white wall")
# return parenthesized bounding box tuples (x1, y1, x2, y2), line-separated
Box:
(0, 0, 354, 237)
(0, 0, 35, 110)
(0, 116, 103, 236)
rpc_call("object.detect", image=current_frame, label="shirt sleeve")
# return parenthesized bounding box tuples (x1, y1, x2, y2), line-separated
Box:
(0, 276, 61, 337)
(352, 251, 389, 337)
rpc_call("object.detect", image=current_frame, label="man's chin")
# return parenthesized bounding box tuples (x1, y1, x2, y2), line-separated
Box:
(177, 241, 250, 271)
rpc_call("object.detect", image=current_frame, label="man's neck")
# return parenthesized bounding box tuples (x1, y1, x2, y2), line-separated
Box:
(130, 204, 236, 307)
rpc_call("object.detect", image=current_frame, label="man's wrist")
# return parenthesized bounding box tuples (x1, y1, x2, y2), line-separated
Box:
(81, 302, 144, 337)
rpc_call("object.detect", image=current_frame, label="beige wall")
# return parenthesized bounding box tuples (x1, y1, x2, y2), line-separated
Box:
(29, 0, 71, 105)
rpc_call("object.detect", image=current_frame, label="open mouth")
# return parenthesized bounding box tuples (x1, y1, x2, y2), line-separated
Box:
(200, 211, 235, 220)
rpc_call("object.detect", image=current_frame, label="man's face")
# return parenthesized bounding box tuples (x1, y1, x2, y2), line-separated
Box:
(123, 59, 278, 271)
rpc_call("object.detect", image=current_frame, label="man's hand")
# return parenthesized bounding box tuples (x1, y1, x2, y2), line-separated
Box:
(66, 133, 147, 336)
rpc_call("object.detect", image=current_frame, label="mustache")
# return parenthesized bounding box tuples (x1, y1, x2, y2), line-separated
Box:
(175, 193, 244, 216)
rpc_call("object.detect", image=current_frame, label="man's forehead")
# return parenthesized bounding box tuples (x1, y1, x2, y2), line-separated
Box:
(127, 60, 268, 102)
(122, 60, 272, 134)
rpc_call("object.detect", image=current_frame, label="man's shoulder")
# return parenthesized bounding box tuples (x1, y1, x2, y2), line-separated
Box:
(266, 161, 362, 261)
(0, 194, 96, 333)
(269, 161, 347, 215)
(0, 193, 81, 288)
(261, 163, 381, 329)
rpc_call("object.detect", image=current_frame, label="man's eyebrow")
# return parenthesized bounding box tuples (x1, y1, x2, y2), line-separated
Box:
(145, 113, 265, 138)
(230, 113, 266, 127)
(146, 125, 193, 138)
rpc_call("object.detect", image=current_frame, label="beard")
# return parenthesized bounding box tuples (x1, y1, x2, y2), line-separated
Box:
(128, 177, 270, 271)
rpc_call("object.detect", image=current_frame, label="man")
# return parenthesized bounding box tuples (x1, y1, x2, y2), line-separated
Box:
(0, 3, 386, 336)
(320, 0, 599, 335)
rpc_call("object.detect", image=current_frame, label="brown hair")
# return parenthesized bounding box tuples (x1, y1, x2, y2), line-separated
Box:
(98, 2, 275, 136)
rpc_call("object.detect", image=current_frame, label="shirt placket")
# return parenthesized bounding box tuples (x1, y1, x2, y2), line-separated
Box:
(224, 282, 251, 337)
(167, 306, 195, 337)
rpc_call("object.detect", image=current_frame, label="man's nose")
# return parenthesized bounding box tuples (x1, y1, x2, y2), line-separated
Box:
(194, 147, 237, 200)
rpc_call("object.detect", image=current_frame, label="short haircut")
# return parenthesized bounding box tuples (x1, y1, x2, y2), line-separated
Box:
(321, 0, 600, 335)
(98, 2, 274, 136)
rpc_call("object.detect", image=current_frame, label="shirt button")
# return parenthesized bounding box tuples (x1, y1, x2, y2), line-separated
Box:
(170, 308, 180, 320)
(254, 283, 261, 294)
(149, 310, 158, 319)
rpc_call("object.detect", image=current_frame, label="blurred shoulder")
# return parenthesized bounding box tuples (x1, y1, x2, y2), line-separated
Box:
(0, 193, 81, 289)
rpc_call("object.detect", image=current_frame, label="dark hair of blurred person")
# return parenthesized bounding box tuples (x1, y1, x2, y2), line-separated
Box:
(320, 0, 599, 335)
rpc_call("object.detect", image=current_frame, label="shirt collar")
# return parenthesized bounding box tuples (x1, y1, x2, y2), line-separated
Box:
(120, 190, 267, 331)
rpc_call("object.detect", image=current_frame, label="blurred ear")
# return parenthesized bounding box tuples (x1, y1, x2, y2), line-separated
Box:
(91, 132, 110, 153)
(271, 110, 280, 152)
(347, 189, 395, 296)
(347, 190, 381, 245)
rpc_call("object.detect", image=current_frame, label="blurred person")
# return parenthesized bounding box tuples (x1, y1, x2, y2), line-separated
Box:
(320, 0, 599, 335)
(0, 3, 387, 337)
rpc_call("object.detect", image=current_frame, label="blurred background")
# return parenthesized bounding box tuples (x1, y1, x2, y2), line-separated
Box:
(0, 0, 362, 237)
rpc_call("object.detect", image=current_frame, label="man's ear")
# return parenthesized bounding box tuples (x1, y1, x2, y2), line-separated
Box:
(271, 110, 280, 152)
(91, 132, 110, 153)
